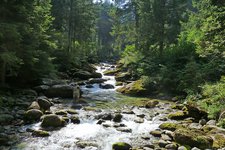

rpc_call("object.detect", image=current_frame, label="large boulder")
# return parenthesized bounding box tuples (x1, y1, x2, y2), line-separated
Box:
(116, 79, 147, 96)
(99, 83, 115, 89)
(185, 103, 208, 120)
(24, 109, 43, 122)
(45, 84, 80, 98)
(174, 128, 213, 149)
(37, 97, 51, 111)
(41, 114, 65, 128)
(145, 100, 159, 108)
(168, 111, 189, 120)
(115, 72, 131, 82)
(112, 142, 132, 150)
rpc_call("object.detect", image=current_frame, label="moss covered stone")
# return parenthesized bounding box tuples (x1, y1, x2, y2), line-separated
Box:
(211, 134, 225, 149)
(174, 128, 213, 149)
(41, 114, 64, 128)
(145, 100, 159, 108)
(159, 122, 182, 131)
(103, 68, 121, 76)
(32, 130, 50, 137)
(116, 79, 147, 96)
(168, 111, 189, 120)
(112, 142, 132, 150)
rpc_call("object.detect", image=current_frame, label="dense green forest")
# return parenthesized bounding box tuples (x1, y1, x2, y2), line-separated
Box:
(0, 0, 225, 133)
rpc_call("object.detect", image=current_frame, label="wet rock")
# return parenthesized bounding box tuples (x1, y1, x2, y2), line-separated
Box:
(66, 109, 78, 114)
(137, 114, 145, 118)
(122, 110, 135, 114)
(113, 113, 123, 122)
(55, 110, 67, 116)
(112, 142, 132, 150)
(150, 130, 162, 137)
(174, 128, 213, 149)
(145, 100, 159, 108)
(159, 117, 168, 121)
(97, 113, 113, 120)
(141, 135, 151, 140)
(28, 101, 40, 110)
(24, 109, 43, 122)
(134, 118, 144, 123)
(96, 119, 105, 125)
(164, 130, 174, 139)
(85, 84, 94, 88)
(0, 114, 14, 125)
(41, 114, 65, 127)
(116, 82, 123, 86)
(32, 130, 50, 137)
(88, 78, 107, 84)
(70, 116, 80, 124)
(102, 123, 111, 128)
(37, 97, 51, 111)
(99, 83, 115, 89)
(178, 146, 188, 150)
(168, 111, 189, 120)
(117, 127, 132, 133)
(73, 70, 92, 80)
(113, 123, 126, 128)
(76, 140, 98, 148)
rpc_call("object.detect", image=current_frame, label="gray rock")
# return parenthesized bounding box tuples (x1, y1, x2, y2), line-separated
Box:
(134, 118, 144, 123)
(113, 113, 123, 122)
(45, 84, 75, 98)
(99, 83, 115, 89)
(116, 127, 132, 133)
(70, 115, 80, 124)
(191, 147, 201, 150)
(199, 119, 207, 126)
(206, 120, 216, 126)
(188, 123, 202, 130)
(88, 78, 107, 84)
(165, 143, 178, 149)
(158, 140, 168, 148)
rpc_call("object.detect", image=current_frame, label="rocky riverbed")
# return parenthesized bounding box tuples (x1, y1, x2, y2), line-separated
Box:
(0, 63, 225, 150)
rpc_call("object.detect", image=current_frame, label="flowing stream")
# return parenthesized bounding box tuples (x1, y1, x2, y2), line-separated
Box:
(13, 63, 172, 150)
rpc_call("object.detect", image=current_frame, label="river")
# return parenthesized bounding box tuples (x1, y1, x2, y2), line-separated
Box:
(12, 63, 173, 150)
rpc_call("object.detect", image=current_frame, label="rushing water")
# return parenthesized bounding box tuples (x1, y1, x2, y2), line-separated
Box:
(13, 63, 170, 150)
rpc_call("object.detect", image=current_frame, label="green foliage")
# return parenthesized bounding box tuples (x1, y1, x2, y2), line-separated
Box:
(196, 76, 225, 119)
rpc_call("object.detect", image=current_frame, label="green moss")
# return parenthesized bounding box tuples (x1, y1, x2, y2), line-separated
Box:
(212, 134, 225, 149)
(159, 122, 182, 131)
(218, 119, 225, 128)
(112, 142, 132, 150)
(168, 111, 188, 120)
(174, 128, 213, 149)
(103, 68, 121, 76)
(32, 130, 50, 137)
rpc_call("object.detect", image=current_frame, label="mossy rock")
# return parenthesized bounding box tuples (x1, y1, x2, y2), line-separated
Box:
(70, 115, 80, 124)
(32, 130, 50, 137)
(168, 111, 189, 120)
(174, 128, 213, 149)
(116, 79, 148, 96)
(171, 104, 184, 110)
(66, 109, 78, 114)
(150, 130, 162, 137)
(55, 110, 67, 116)
(185, 103, 208, 120)
(24, 109, 43, 122)
(115, 72, 131, 82)
(159, 122, 182, 131)
(103, 68, 121, 76)
(145, 100, 159, 108)
(218, 118, 225, 128)
(211, 134, 225, 149)
(41, 114, 65, 128)
(112, 142, 132, 150)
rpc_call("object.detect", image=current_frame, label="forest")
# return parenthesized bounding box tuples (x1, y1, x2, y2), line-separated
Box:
(0, 0, 225, 149)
